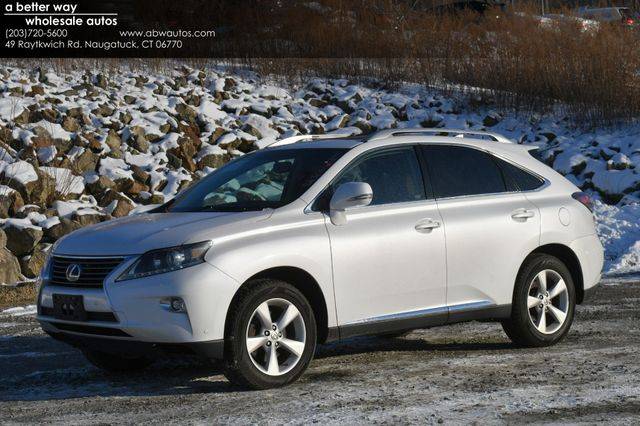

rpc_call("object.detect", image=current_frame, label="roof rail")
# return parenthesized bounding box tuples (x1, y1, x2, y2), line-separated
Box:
(265, 134, 342, 148)
(367, 128, 513, 144)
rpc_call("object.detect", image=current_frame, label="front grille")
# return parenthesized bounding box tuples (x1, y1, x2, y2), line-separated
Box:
(50, 256, 124, 288)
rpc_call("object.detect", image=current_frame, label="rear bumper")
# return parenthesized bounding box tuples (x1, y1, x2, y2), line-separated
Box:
(570, 234, 604, 293)
(45, 330, 224, 359)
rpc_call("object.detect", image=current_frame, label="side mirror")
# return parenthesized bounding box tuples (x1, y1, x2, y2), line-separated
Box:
(329, 182, 373, 225)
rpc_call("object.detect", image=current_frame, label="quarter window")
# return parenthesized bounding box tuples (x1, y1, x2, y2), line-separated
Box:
(422, 145, 507, 198)
(496, 158, 545, 191)
(332, 147, 427, 206)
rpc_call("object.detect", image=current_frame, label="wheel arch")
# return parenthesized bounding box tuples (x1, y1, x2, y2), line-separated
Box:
(524, 244, 585, 304)
(225, 266, 330, 344)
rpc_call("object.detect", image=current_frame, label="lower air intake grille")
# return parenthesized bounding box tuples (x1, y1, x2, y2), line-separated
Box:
(50, 256, 124, 288)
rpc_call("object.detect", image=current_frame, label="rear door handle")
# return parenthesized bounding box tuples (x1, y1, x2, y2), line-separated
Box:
(415, 219, 441, 233)
(511, 209, 535, 221)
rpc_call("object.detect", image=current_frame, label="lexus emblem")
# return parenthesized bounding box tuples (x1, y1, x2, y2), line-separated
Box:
(66, 264, 82, 282)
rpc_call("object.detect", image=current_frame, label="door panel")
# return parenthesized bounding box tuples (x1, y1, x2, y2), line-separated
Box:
(327, 201, 447, 325)
(436, 193, 540, 307)
(324, 145, 448, 326)
(419, 143, 541, 308)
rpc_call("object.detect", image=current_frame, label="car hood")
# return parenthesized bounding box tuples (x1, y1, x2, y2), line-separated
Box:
(54, 211, 272, 256)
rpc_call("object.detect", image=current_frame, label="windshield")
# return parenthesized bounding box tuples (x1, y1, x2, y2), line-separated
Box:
(168, 148, 347, 212)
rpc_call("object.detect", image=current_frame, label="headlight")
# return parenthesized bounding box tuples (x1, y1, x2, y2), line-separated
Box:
(117, 241, 212, 282)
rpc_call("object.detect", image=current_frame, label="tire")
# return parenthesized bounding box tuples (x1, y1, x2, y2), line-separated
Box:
(502, 254, 576, 347)
(83, 350, 153, 372)
(223, 279, 317, 389)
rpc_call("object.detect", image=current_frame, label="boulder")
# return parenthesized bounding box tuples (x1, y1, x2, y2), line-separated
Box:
(168, 137, 198, 172)
(483, 112, 502, 127)
(61, 116, 80, 132)
(44, 218, 81, 242)
(86, 175, 115, 198)
(71, 211, 103, 227)
(99, 190, 134, 217)
(19, 243, 48, 278)
(0, 189, 25, 219)
(28, 171, 56, 206)
(131, 165, 150, 185)
(121, 180, 149, 197)
(148, 193, 165, 204)
(93, 104, 114, 117)
(176, 103, 198, 123)
(198, 152, 227, 169)
(96, 74, 108, 89)
(4, 224, 43, 257)
(0, 248, 21, 285)
(41, 108, 59, 123)
(167, 152, 182, 169)
(105, 129, 121, 151)
(26, 85, 45, 96)
(130, 133, 150, 153)
(608, 153, 632, 171)
(74, 149, 99, 173)
(0, 229, 6, 248)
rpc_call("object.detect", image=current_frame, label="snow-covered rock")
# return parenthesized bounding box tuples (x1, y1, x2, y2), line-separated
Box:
(0, 64, 638, 282)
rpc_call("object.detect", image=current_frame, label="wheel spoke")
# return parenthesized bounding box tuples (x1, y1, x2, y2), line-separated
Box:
(548, 305, 567, 324)
(246, 336, 268, 354)
(279, 338, 305, 357)
(277, 304, 301, 330)
(255, 302, 272, 329)
(528, 295, 541, 309)
(267, 344, 279, 375)
(537, 271, 547, 292)
(537, 310, 547, 333)
(549, 279, 567, 299)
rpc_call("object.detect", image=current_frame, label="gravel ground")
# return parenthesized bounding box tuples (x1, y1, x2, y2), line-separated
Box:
(1, 279, 639, 425)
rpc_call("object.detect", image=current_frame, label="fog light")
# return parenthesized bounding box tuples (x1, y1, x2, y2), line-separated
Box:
(170, 297, 186, 313)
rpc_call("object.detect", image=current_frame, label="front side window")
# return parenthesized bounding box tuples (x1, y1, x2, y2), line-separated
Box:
(331, 146, 426, 206)
(422, 145, 507, 198)
(169, 148, 346, 212)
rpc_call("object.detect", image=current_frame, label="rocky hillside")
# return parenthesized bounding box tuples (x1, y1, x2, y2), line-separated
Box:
(0, 65, 639, 285)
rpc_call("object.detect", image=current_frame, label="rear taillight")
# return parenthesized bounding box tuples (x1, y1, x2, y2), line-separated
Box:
(625, 18, 635, 25)
(572, 192, 593, 212)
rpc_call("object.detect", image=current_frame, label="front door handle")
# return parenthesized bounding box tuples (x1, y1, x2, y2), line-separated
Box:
(511, 209, 535, 221)
(415, 219, 441, 233)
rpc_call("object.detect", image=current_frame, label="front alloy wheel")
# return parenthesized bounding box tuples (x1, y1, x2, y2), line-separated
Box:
(246, 298, 307, 376)
(224, 279, 317, 389)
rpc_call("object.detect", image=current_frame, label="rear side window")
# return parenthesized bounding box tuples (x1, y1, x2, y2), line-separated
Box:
(421, 145, 506, 198)
(496, 158, 545, 191)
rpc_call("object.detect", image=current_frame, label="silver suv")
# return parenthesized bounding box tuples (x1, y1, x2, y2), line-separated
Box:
(37, 129, 603, 389)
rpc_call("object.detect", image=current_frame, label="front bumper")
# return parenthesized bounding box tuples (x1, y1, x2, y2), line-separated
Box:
(37, 259, 240, 352)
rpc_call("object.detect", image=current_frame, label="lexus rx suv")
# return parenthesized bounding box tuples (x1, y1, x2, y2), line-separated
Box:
(37, 129, 604, 389)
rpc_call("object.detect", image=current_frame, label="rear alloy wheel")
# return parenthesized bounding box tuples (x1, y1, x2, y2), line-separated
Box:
(502, 254, 576, 347)
(224, 279, 317, 389)
(526, 269, 570, 335)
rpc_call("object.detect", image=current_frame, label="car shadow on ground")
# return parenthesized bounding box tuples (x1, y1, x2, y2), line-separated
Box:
(316, 334, 515, 359)
(1, 334, 515, 402)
